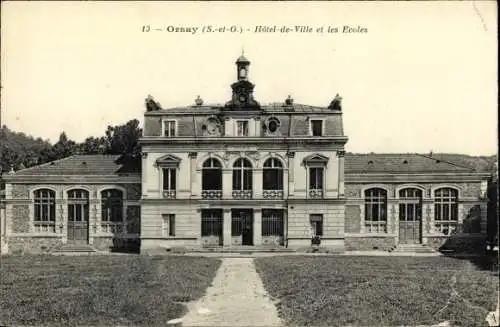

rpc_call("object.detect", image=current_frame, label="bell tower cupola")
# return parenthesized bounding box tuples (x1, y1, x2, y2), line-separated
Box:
(225, 51, 261, 110)
(236, 51, 250, 81)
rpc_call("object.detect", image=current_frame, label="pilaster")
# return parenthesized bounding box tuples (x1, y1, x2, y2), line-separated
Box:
(254, 169, 263, 199)
(223, 208, 232, 247)
(287, 151, 295, 197)
(222, 170, 232, 199)
(253, 208, 262, 245)
(337, 150, 345, 197)
(189, 152, 198, 197)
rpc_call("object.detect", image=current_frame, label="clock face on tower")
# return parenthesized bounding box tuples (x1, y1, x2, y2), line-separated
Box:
(238, 93, 248, 104)
(239, 68, 247, 78)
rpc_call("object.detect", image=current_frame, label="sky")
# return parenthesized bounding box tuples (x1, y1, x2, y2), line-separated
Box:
(1, 1, 497, 155)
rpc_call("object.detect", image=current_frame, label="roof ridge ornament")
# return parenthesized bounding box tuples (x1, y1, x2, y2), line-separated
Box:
(145, 95, 162, 112)
(328, 93, 342, 110)
(285, 95, 294, 105)
(195, 95, 203, 106)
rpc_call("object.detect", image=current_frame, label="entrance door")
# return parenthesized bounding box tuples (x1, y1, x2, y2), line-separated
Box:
(67, 189, 90, 244)
(232, 209, 253, 246)
(398, 189, 423, 244)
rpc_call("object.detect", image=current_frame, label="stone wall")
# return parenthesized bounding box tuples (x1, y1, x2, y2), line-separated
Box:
(8, 237, 63, 255)
(345, 205, 361, 233)
(12, 205, 29, 233)
(345, 236, 396, 251)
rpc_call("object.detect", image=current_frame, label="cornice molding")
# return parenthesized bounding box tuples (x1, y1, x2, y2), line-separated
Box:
(3, 175, 141, 184)
(139, 136, 348, 146)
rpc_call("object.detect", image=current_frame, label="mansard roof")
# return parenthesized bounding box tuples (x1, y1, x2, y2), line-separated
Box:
(145, 102, 340, 114)
(6, 155, 141, 177)
(344, 153, 479, 174)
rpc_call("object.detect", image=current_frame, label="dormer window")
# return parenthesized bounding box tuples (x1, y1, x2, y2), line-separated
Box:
(266, 117, 281, 135)
(236, 120, 249, 136)
(310, 120, 323, 136)
(163, 120, 176, 137)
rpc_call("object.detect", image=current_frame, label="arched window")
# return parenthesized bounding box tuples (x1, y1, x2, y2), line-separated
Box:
(364, 188, 387, 233)
(232, 158, 253, 199)
(101, 189, 123, 223)
(263, 158, 284, 199)
(434, 187, 459, 235)
(202, 158, 223, 199)
(34, 189, 56, 232)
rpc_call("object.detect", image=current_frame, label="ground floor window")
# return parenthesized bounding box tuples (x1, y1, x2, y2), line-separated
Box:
(201, 209, 223, 237)
(262, 209, 284, 236)
(364, 188, 387, 233)
(310, 214, 323, 236)
(33, 189, 56, 232)
(162, 214, 175, 237)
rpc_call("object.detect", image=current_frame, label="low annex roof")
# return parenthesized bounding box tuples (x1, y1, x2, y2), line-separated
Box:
(7, 155, 141, 176)
(3, 153, 487, 178)
(344, 153, 478, 174)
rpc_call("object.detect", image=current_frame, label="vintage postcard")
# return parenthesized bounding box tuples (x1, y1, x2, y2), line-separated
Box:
(1, 1, 498, 327)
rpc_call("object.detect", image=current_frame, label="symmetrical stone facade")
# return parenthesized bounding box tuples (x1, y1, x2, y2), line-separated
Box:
(1, 56, 493, 255)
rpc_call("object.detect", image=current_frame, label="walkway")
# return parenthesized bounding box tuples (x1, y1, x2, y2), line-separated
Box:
(174, 258, 282, 326)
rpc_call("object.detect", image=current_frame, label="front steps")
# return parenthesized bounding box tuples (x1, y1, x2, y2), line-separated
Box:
(53, 244, 97, 255)
(171, 246, 296, 254)
(392, 244, 437, 253)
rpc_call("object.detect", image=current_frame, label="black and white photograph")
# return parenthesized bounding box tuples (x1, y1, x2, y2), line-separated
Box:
(0, 1, 498, 327)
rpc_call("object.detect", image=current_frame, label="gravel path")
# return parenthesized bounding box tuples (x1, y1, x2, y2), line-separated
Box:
(176, 257, 283, 326)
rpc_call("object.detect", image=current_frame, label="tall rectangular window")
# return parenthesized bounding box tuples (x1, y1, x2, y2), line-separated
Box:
(309, 167, 324, 189)
(163, 120, 176, 137)
(236, 120, 249, 136)
(310, 120, 323, 136)
(163, 214, 175, 237)
(162, 168, 177, 191)
(310, 214, 323, 236)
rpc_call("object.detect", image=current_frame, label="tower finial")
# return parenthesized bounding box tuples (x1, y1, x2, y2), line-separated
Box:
(242, 46, 244, 56)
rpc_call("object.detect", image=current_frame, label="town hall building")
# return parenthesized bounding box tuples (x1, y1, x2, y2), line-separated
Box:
(0, 55, 493, 254)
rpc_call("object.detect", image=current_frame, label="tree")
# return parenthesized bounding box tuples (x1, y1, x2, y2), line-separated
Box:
(49, 132, 78, 161)
(104, 119, 142, 157)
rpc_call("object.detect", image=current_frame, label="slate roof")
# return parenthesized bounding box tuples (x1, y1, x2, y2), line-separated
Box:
(344, 153, 477, 173)
(146, 103, 337, 114)
(9, 155, 141, 176)
(4, 153, 486, 177)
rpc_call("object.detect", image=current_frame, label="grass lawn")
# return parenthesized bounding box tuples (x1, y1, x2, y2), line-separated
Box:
(0, 255, 221, 327)
(255, 255, 499, 327)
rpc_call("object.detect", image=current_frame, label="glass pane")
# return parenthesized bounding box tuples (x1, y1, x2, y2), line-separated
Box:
(35, 204, 41, 221)
(243, 170, 252, 190)
(163, 169, 170, 190)
(399, 204, 405, 220)
(170, 169, 176, 189)
(311, 120, 322, 136)
(309, 168, 317, 188)
(233, 170, 242, 190)
(169, 215, 175, 236)
(42, 205, 48, 221)
(317, 169, 323, 188)
(76, 204, 82, 221)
